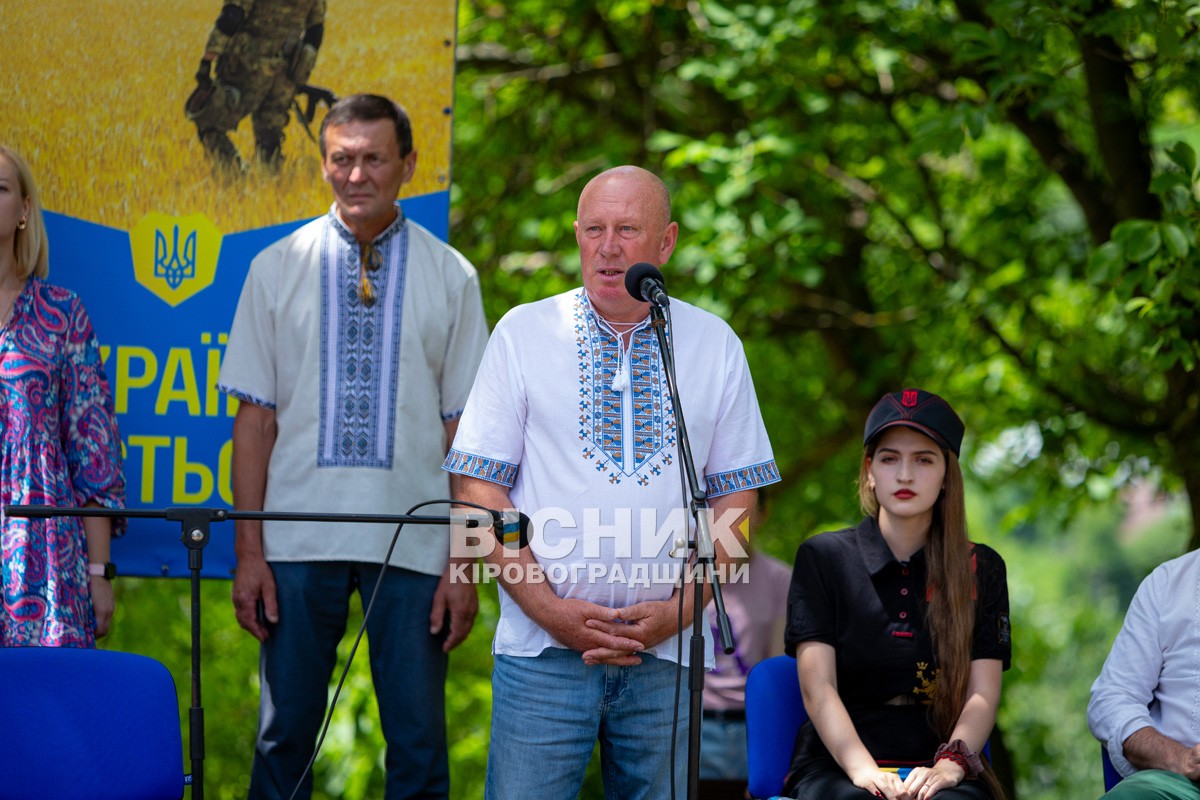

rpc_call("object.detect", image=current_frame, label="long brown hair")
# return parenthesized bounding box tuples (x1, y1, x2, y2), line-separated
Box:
(859, 445, 1006, 799)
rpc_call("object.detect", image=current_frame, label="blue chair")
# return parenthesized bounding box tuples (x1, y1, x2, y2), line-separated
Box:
(0, 647, 185, 800)
(1102, 744, 1122, 792)
(746, 655, 806, 799)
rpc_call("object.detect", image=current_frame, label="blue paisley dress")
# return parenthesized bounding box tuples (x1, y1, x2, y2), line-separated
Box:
(0, 277, 125, 646)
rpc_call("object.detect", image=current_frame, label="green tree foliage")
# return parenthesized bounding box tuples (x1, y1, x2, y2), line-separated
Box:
(453, 0, 1199, 546)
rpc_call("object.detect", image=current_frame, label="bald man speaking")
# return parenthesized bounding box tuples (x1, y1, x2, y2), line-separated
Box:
(446, 166, 780, 798)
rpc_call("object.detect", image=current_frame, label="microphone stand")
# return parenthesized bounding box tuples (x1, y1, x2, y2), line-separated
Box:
(646, 301, 734, 800)
(3, 503, 472, 800)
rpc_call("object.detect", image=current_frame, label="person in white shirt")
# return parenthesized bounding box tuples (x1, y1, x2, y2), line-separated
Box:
(445, 165, 780, 799)
(1089, 547, 1200, 799)
(219, 93, 488, 800)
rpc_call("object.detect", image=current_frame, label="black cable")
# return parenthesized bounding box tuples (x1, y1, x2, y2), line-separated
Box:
(285, 498, 496, 800)
(671, 546, 687, 800)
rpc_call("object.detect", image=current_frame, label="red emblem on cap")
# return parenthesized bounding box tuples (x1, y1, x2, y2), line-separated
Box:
(901, 390, 919, 407)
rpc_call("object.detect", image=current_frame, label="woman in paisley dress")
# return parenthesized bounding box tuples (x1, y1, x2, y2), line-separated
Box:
(0, 146, 125, 646)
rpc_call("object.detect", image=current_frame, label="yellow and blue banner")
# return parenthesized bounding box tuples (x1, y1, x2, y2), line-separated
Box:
(0, 0, 460, 576)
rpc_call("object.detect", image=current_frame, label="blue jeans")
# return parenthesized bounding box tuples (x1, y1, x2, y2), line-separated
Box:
(249, 561, 448, 800)
(699, 716, 748, 780)
(485, 648, 690, 800)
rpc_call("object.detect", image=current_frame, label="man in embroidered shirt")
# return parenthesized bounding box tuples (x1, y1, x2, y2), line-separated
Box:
(217, 94, 488, 800)
(1089, 548, 1200, 799)
(444, 165, 780, 798)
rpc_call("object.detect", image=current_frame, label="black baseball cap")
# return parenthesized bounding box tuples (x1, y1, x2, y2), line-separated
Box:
(863, 389, 965, 456)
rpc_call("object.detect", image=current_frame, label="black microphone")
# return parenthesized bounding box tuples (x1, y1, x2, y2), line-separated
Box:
(489, 509, 532, 549)
(624, 262, 669, 307)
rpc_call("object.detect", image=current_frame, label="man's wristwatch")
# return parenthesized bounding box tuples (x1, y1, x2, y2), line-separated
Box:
(88, 562, 117, 580)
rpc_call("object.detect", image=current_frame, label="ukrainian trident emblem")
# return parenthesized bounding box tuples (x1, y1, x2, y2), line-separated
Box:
(154, 225, 197, 289)
(130, 213, 221, 307)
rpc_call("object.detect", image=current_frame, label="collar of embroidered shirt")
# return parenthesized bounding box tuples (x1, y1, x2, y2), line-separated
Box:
(328, 202, 407, 250)
(591, 309, 652, 393)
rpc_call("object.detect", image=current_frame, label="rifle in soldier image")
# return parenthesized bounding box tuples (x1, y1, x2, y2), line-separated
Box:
(293, 84, 338, 143)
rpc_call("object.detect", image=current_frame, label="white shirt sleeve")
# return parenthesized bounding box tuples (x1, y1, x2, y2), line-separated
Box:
(701, 324, 779, 497)
(443, 315, 528, 487)
(1087, 564, 1170, 777)
(437, 251, 489, 422)
(217, 246, 280, 408)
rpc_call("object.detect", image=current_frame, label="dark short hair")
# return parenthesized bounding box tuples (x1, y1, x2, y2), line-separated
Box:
(319, 94, 413, 158)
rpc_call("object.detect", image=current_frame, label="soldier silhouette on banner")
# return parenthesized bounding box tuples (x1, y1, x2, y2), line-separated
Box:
(186, 0, 327, 175)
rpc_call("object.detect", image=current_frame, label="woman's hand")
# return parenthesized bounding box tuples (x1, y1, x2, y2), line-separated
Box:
(901, 759, 966, 799)
(849, 766, 910, 800)
(90, 575, 115, 638)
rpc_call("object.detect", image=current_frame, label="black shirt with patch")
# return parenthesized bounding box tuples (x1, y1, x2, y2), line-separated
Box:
(784, 516, 1010, 777)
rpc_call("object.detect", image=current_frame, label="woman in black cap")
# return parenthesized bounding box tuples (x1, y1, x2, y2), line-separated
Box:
(783, 389, 1010, 800)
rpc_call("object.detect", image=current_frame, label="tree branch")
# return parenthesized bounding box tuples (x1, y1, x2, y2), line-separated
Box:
(945, 0, 1130, 242)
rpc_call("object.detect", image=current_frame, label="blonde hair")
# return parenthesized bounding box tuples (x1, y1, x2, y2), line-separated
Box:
(0, 146, 49, 280)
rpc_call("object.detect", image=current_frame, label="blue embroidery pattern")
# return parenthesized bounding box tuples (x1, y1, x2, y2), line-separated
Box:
(220, 386, 277, 410)
(443, 290, 781, 496)
(705, 461, 783, 497)
(576, 292, 675, 485)
(443, 449, 519, 487)
(317, 213, 408, 468)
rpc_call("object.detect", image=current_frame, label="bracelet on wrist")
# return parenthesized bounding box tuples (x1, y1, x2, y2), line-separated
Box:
(934, 739, 984, 779)
(88, 561, 117, 581)
(936, 751, 968, 771)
